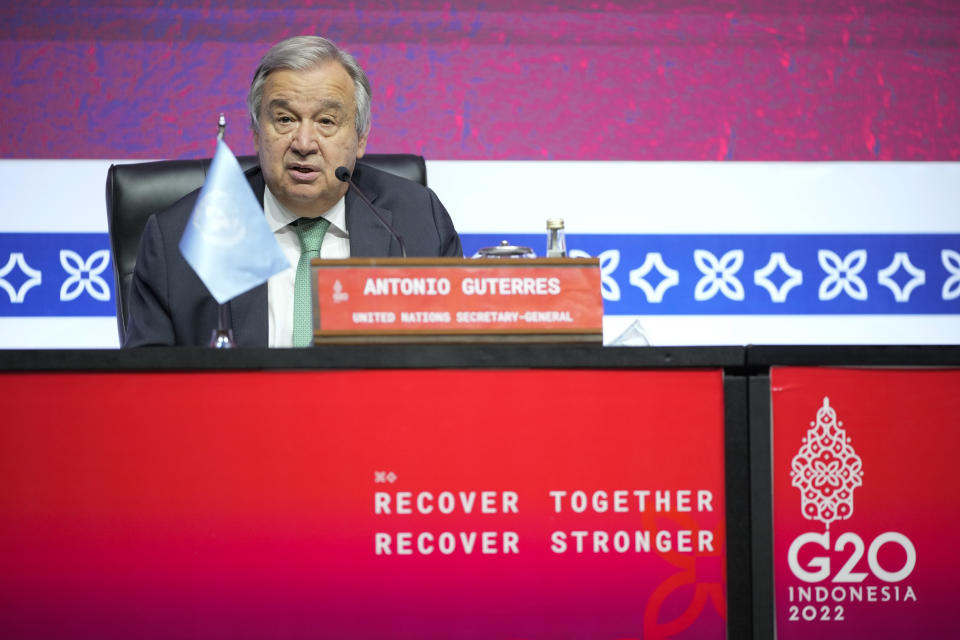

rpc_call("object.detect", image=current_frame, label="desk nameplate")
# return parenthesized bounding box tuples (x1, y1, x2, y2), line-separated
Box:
(310, 258, 602, 344)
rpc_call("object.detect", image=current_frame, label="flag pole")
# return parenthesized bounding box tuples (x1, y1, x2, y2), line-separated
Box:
(209, 112, 237, 349)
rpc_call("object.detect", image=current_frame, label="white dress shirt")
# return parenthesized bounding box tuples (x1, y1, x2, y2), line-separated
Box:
(263, 187, 350, 347)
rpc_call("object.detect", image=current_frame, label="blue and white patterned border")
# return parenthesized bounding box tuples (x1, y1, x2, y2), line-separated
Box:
(464, 234, 960, 315)
(0, 234, 114, 317)
(3, 232, 958, 318)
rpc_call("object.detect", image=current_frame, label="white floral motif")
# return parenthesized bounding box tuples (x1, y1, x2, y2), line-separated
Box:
(629, 253, 679, 303)
(59, 250, 111, 302)
(877, 252, 925, 302)
(943, 250, 960, 301)
(570, 249, 620, 301)
(0, 252, 42, 303)
(693, 249, 744, 301)
(790, 397, 863, 529)
(818, 249, 868, 301)
(754, 252, 803, 302)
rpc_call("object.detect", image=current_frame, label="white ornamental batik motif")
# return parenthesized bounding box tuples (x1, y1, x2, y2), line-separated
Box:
(790, 397, 863, 529)
(570, 249, 621, 301)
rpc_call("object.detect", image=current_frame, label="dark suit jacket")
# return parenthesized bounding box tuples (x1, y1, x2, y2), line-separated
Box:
(124, 163, 462, 347)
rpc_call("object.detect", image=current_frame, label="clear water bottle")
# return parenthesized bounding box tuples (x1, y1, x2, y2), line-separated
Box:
(546, 218, 566, 258)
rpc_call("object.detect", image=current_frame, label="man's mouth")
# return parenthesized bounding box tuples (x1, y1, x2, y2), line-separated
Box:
(287, 164, 321, 181)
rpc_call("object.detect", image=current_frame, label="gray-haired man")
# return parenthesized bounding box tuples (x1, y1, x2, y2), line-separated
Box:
(125, 36, 462, 347)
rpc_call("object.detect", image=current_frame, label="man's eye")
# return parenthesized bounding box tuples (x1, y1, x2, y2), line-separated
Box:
(277, 115, 293, 124)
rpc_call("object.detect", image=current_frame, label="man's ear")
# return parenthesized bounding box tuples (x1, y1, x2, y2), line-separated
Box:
(356, 131, 368, 159)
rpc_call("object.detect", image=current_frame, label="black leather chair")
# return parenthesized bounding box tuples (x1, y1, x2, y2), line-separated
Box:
(105, 153, 427, 342)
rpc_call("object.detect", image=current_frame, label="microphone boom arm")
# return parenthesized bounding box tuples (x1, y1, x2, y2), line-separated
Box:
(335, 166, 408, 258)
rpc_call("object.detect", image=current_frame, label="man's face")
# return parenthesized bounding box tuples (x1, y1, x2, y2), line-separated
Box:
(253, 62, 368, 218)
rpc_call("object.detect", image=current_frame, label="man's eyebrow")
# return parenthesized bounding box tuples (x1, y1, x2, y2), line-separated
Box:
(267, 98, 293, 111)
(316, 98, 346, 113)
(266, 98, 346, 113)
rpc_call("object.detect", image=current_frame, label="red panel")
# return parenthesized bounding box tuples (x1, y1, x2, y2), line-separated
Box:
(0, 368, 726, 639)
(771, 367, 960, 639)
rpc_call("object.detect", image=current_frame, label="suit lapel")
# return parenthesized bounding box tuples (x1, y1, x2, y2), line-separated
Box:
(345, 173, 399, 257)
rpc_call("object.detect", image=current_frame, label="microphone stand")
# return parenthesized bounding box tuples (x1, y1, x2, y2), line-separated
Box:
(209, 113, 236, 348)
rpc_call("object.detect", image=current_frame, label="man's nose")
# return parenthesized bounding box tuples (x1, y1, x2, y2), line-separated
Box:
(290, 121, 319, 156)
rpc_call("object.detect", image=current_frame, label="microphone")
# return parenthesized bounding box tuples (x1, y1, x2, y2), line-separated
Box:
(335, 165, 407, 258)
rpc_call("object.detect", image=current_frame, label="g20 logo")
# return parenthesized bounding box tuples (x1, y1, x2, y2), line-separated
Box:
(788, 531, 916, 583)
(785, 398, 919, 625)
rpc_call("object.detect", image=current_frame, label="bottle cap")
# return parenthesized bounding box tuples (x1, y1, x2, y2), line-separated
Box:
(546, 218, 565, 230)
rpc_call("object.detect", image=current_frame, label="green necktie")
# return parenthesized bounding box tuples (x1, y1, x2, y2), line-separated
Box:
(293, 217, 330, 347)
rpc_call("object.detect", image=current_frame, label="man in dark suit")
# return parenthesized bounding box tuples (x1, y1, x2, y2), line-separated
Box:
(124, 36, 462, 347)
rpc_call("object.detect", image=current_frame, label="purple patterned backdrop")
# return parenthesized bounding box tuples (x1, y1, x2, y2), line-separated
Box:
(1, 0, 958, 160)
